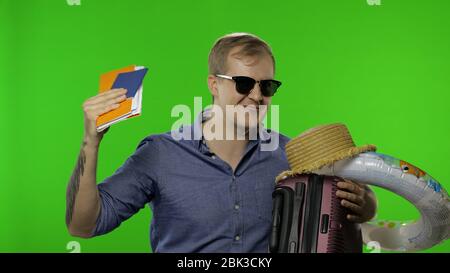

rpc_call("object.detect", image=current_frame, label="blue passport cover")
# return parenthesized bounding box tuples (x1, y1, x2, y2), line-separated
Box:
(112, 68, 148, 98)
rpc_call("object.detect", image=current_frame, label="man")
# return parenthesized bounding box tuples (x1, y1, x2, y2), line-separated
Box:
(65, 33, 377, 252)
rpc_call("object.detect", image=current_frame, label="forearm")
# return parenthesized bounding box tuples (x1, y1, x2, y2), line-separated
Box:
(66, 139, 101, 238)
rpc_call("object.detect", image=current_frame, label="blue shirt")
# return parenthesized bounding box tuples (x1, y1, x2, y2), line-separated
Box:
(93, 109, 291, 252)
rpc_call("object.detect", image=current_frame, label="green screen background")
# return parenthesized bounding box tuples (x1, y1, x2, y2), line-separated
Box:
(0, 0, 449, 253)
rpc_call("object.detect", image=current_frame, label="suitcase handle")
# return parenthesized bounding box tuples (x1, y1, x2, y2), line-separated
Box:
(287, 182, 306, 252)
(269, 188, 294, 253)
(269, 193, 283, 252)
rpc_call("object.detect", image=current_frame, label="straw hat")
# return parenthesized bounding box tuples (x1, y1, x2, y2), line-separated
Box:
(276, 123, 376, 182)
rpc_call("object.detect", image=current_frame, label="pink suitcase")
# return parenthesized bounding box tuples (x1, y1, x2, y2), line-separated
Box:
(269, 174, 363, 253)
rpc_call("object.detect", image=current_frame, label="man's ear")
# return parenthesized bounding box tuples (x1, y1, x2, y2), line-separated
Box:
(207, 74, 219, 99)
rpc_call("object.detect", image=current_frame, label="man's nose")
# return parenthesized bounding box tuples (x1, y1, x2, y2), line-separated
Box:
(248, 82, 263, 102)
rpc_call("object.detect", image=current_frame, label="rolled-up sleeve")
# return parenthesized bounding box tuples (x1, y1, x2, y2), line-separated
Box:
(93, 137, 158, 236)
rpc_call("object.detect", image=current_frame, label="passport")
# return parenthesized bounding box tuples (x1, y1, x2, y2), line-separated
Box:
(96, 65, 148, 132)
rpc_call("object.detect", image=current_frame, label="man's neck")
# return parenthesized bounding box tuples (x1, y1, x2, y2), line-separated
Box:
(202, 119, 249, 172)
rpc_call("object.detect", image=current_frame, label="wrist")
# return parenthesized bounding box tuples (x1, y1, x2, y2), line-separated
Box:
(363, 192, 377, 222)
(82, 136, 101, 150)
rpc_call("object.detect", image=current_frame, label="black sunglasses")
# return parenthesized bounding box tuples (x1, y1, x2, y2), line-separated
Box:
(215, 74, 281, 97)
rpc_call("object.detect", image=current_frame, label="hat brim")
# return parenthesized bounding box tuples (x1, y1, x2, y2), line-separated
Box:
(276, 144, 376, 183)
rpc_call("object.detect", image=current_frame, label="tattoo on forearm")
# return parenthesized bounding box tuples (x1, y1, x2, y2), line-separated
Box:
(66, 141, 87, 226)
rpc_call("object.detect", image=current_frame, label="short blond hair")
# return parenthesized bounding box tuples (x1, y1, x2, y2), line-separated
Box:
(208, 32, 276, 75)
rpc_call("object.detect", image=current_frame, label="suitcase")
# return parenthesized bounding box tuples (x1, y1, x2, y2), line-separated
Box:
(269, 174, 363, 253)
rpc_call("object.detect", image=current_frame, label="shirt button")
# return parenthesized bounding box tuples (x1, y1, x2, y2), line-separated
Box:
(211, 155, 216, 159)
(234, 204, 240, 210)
(235, 235, 240, 241)
(232, 175, 236, 180)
